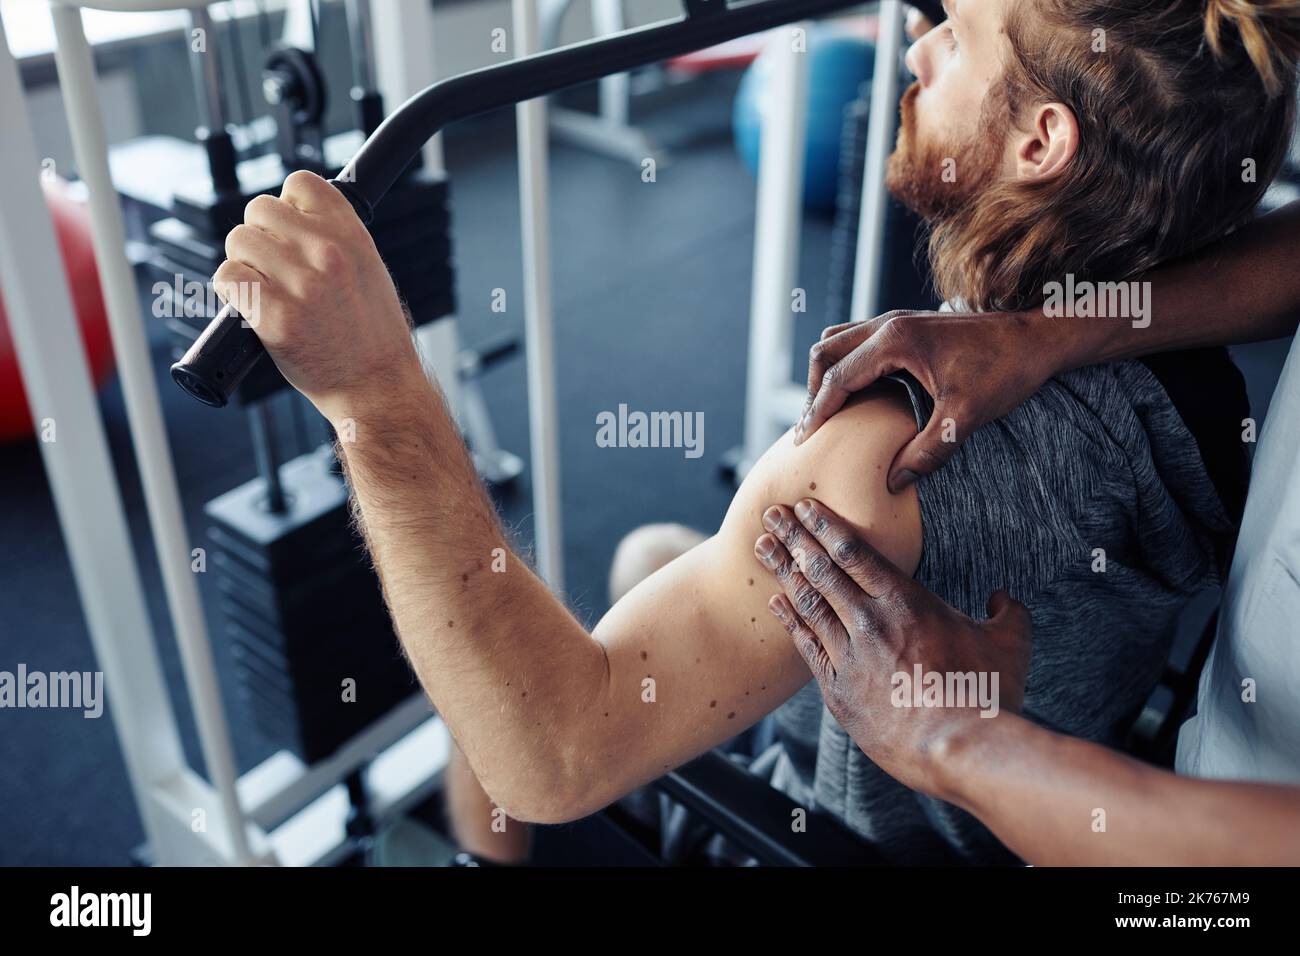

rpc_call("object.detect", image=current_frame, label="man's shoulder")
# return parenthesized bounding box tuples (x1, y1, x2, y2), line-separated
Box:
(721, 385, 922, 576)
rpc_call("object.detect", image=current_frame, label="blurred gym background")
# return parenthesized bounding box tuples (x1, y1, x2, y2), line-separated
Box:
(1, 0, 1295, 866)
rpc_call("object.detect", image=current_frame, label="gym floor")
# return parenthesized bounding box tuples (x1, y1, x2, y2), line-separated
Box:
(3, 68, 1291, 866)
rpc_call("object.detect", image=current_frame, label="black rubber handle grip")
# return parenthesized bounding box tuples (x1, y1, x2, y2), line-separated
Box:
(169, 299, 264, 407)
(170, 180, 372, 407)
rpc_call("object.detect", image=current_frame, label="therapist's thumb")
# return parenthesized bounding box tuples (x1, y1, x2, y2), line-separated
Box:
(985, 589, 1032, 640)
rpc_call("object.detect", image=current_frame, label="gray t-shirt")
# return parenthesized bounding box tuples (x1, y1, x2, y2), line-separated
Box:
(770, 360, 1235, 863)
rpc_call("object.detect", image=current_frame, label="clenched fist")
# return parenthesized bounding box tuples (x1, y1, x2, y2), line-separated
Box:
(212, 171, 425, 424)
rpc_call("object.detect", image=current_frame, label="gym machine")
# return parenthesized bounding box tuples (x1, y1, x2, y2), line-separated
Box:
(143, 1, 454, 772)
(159, 0, 903, 863)
(12, 0, 913, 866)
(171, 0, 909, 408)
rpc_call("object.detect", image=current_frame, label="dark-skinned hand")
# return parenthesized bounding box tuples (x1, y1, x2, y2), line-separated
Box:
(795, 310, 1063, 493)
(754, 498, 1033, 798)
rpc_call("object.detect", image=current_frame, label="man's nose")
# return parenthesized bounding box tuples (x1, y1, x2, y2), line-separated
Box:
(903, 38, 927, 85)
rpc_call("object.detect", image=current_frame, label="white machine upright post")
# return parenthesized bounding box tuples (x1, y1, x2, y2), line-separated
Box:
(849, 0, 904, 324)
(740, 25, 810, 467)
(48, 1, 254, 864)
(592, 0, 629, 128)
(513, 0, 565, 591)
(370, 0, 446, 177)
(735, 7, 907, 474)
(369, 0, 462, 418)
(540, 0, 656, 164)
(0, 9, 192, 865)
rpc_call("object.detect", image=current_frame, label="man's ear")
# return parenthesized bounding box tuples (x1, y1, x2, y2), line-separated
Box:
(1011, 102, 1079, 182)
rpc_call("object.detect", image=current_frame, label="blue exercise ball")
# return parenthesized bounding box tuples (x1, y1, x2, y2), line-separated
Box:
(733, 28, 875, 212)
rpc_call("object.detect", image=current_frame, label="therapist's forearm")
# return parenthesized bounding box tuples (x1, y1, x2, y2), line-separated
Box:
(333, 373, 609, 821)
(935, 714, 1300, 866)
(1056, 199, 1300, 369)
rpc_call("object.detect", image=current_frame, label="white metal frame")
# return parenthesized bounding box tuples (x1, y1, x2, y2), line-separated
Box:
(513, 0, 565, 592)
(10, 0, 449, 867)
(734, 0, 904, 475)
(540, 0, 658, 164)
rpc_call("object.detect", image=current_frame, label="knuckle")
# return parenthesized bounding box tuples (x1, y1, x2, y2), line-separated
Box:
(888, 593, 919, 629)
(879, 313, 916, 345)
(832, 535, 863, 568)
(316, 240, 348, 272)
(804, 552, 834, 584)
(794, 584, 822, 618)
(245, 194, 278, 221)
(223, 223, 250, 258)
(283, 170, 320, 194)
(849, 606, 876, 635)
(778, 519, 802, 548)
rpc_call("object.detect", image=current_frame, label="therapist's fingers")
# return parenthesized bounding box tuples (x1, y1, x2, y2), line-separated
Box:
(761, 504, 870, 626)
(791, 498, 911, 603)
(768, 594, 835, 683)
(754, 533, 851, 668)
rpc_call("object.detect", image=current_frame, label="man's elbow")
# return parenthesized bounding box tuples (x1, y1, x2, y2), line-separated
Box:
(476, 744, 619, 826)
(493, 787, 605, 826)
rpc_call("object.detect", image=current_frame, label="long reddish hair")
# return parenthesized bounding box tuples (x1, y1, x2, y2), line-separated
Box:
(928, 0, 1300, 311)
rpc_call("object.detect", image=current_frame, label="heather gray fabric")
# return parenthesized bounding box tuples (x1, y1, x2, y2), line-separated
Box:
(767, 360, 1235, 863)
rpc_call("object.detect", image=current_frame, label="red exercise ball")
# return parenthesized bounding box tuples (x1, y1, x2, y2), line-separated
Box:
(0, 175, 113, 444)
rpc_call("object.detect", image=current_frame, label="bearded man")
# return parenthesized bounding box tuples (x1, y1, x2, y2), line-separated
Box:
(211, 0, 1295, 862)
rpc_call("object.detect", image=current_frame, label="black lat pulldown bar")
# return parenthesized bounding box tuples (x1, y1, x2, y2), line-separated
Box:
(171, 0, 895, 407)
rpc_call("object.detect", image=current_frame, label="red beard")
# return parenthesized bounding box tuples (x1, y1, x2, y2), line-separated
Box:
(886, 81, 1005, 222)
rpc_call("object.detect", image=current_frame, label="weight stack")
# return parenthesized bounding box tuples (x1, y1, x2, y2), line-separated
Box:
(204, 446, 418, 763)
(148, 167, 457, 405)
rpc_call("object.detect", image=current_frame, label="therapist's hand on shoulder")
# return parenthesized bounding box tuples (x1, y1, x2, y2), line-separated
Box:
(754, 498, 1032, 798)
(797, 309, 1063, 493)
(213, 171, 426, 425)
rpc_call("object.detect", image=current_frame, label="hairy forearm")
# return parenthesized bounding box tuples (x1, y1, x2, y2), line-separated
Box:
(1052, 200, 1300, 370)
(333, 373, 610, 822)
(935, 715, 1300, 865)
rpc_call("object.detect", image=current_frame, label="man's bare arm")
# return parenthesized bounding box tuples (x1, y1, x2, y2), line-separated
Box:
(213, 171, 922, 824)
(338, 375, 921, 823)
